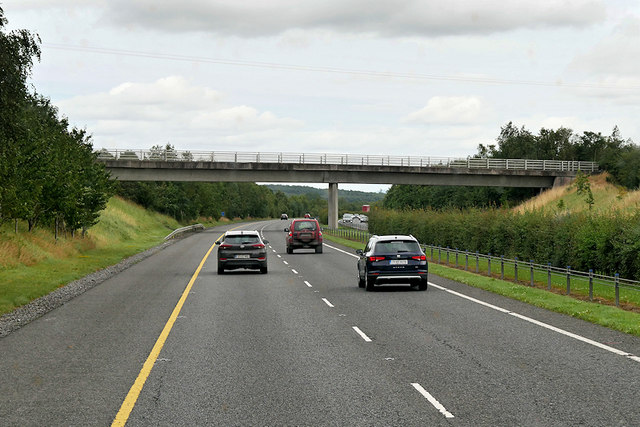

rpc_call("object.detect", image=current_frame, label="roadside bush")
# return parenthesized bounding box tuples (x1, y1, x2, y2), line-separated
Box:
(369, 207, 640, 280)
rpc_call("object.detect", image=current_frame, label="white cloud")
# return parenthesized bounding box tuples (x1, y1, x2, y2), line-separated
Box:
(404, 96, 488, 125)
(566, 17, 640, 103)
(570, 17, 640, 77)
(103, 0, 605, 37)
(56, 76, 303, 148)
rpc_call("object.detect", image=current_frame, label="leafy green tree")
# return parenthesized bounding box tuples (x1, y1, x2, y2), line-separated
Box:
(0, 7, 41, 222)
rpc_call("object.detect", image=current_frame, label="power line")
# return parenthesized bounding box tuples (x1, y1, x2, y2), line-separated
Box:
(42, 42, 639, 91)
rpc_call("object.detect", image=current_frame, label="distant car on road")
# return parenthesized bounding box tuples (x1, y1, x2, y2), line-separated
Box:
(356, 234, 428, 291)
(304, 213, 311, 218)
(342, 213, 354, 223)
(280, 213, 288, 220)
(217, 230, 269, 274)
(285, 218, 323, 254)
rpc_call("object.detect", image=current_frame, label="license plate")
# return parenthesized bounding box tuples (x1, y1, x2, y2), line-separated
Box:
(235, 254, 250, 259)
(390, 259, 408, 265)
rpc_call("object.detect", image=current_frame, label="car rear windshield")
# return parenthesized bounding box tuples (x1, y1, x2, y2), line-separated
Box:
(374, 240, 420, 253)
(294, 221, 317, 231)
(224, 235, 260, 244)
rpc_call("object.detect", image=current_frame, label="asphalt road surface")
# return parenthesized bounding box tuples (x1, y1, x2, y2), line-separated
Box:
(1, 220, 639, 426)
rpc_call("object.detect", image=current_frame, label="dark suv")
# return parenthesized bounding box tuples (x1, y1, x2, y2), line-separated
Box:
(217, 230, 269, 274)
(356, 235, 428, 291)
(285, 218, 323, 253)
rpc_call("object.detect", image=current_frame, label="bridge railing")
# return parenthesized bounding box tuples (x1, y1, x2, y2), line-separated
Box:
(96, 149, 599, 172)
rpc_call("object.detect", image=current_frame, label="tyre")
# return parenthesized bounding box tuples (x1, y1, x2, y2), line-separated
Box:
(260, 266, 268, 274)
(418, 277, 428, 291)
(358, 273, 365, 288)
(315, 245, 323, 254)
(287, 246, 293, 254)
(365, 275, 375, 292)
(217, 262, 224, 274)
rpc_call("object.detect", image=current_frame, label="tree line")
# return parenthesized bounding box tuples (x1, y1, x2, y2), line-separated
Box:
(383, 123, 639, 210)
(0, 8, 114, 235)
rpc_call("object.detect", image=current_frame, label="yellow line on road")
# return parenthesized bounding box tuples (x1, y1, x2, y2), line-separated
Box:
(111, 234, 224, 426)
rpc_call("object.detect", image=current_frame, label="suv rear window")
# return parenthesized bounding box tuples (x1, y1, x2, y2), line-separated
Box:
(224, 235, 260, 244)
(374, 240, 420, 253)
(293, 221, 317, 231)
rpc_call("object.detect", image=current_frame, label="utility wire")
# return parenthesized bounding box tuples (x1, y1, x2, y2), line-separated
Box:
(42, 42, 639, 91)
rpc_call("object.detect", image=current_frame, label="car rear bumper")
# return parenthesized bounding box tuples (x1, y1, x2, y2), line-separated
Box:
(288, 239, 322, 248)
(219, 258, 267, 270)
(368, 270, 428, 284)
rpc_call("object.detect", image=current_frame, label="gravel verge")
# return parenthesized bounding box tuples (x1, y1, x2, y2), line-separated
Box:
(0, 237, 183, 338)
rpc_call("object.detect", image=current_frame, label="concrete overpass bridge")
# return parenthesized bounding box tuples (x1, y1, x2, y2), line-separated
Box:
(96, 149, 599, 228)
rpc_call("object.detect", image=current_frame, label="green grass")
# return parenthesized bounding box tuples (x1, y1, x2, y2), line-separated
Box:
(0, 197, 260, 316)
(0, 197, 194, 315)
(429, 248, 640, 308)
(323, 234, 640, 338)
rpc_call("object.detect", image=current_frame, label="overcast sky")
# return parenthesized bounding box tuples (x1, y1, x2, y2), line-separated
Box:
(3, 1, 639, 191)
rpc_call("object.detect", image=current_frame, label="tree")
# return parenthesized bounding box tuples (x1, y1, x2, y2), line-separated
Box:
(0, 7, 41, 222)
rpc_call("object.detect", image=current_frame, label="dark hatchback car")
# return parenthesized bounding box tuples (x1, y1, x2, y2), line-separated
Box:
(284, 218, 323, 254)
(217, 230, 269, 274)
(356, 235, 428, 291)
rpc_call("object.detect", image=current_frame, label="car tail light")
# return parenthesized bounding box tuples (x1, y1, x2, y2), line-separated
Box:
(252, 244, 265, 249)
(219, 244, 232, 249)
(368, 256, 385, 262)
(411, 255, 427, 261)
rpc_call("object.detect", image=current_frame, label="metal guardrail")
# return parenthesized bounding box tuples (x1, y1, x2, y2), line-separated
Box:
(164, 224, 205, 240)
(325, 227, 371, 244)
(425, 245, 640, 307)
(96, 149, 599, 172)
(324, 228, 638, 307)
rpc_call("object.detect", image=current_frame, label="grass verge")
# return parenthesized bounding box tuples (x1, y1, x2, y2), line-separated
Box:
(1, 197, 192, 316)
(323, 234, 640, 338)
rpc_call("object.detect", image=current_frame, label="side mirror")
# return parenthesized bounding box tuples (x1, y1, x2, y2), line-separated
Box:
(263, 240, 269, 244)
(355, 249, 363, 256)
(284, 228, 290, 232)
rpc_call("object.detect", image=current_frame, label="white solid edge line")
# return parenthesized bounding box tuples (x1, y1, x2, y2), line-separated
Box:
(324, 243, 359, 258)
(322, 298, 334, 308)
(428, 282, 510, 313)
(508, 312, 630, 356)
(428, 281, 639, 362)
(304, 281, 313, 288)
(411, 383, 455, 419)
(291, 269, 298, 275)
(352, 326, 372, 342)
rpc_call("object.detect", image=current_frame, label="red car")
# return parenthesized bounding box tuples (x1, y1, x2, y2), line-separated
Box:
(285, 218, 323, 254)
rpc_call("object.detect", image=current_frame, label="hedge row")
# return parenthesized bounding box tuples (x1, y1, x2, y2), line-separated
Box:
(369, 208, 640, 280)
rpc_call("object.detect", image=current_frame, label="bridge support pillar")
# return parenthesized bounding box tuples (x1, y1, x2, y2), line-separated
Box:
(328, 183, 338, 229)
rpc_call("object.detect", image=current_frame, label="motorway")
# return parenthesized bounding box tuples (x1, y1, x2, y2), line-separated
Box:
(1, 220, 639, 426)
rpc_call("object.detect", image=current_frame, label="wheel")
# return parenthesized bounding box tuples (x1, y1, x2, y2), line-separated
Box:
(358, 273, 365, 288)
(287, 246, 293, 254)
(217, 262, 224, 274)
(315, 245, 323, 254)
(418, 277, 428, 291)
(260, 266, 268, 274)
(365, 274, 375, 292)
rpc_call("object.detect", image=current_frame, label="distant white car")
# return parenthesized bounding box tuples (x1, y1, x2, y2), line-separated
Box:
(342, 213, 354, 223)
(358, 214, 368, 222)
